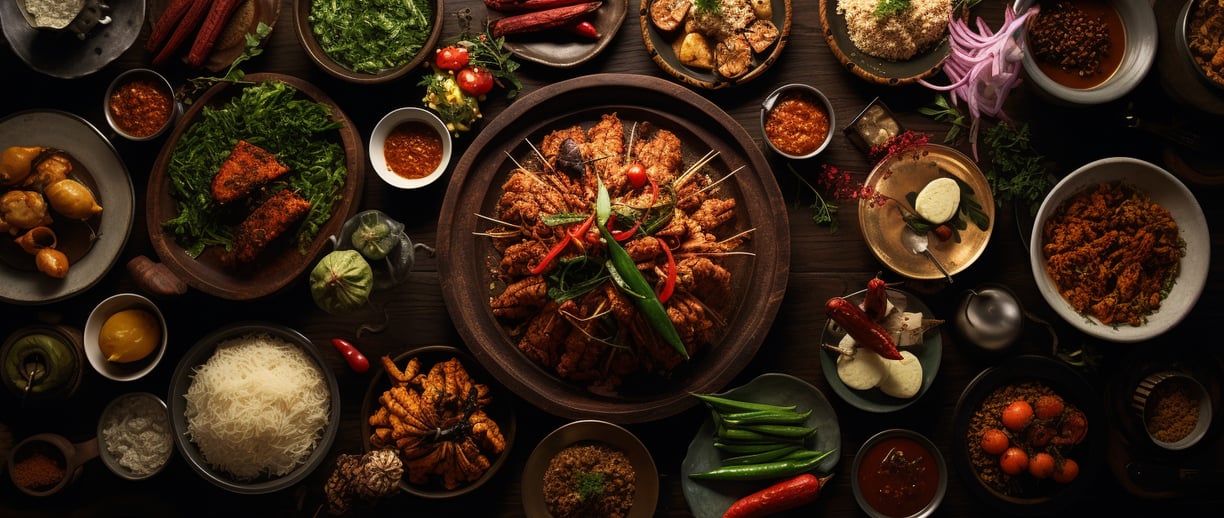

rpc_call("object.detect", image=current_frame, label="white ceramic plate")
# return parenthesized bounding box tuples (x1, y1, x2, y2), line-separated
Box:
(1029, 157, 1209, 342)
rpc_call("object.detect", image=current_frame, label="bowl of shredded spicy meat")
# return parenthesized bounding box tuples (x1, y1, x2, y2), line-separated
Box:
(1029, 157, 1209, 342)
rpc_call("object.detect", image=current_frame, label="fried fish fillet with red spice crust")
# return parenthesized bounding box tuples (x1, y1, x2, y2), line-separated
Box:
(222, 189, 312, 266)
(211, 140, 290, 204)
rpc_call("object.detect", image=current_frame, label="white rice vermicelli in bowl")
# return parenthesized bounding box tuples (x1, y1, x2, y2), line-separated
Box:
(184, 332, 331, 480)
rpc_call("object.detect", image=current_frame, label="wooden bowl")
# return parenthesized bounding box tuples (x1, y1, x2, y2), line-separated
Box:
(144, 73, 364, 301)
(293, 0, 443, 84)
(640, 0, 792, 89)
(436, 73, 788, 424)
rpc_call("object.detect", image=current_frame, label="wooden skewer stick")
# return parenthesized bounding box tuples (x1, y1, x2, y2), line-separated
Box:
(821, 343, 855, 358)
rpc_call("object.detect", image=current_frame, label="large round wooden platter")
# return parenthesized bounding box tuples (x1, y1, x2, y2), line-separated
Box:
(145, 73, 364, 301)
(437, 73, 788, 424)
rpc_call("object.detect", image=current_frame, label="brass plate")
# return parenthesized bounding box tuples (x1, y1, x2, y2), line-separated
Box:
(858, 144, 995, 280)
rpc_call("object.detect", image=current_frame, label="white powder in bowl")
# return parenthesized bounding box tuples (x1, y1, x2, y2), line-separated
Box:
(100, 394, 173, 478)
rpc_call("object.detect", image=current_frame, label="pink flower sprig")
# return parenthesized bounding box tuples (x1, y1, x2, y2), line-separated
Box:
(789, 163, 887, 233)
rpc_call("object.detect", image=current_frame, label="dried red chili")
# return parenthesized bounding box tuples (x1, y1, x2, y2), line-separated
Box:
(108, 78, 173, 138)
(384, 121, 443, 180)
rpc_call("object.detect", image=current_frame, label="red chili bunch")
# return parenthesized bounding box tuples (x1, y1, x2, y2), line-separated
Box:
(146, 0, 245, 67)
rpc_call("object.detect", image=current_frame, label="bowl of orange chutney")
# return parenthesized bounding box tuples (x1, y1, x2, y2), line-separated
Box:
(759, 83, 834, 160)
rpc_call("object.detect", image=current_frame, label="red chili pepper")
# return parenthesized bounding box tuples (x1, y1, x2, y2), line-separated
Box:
(330, 338, 370, 373)
(530, 215, 594, 275)
(723, 473, 833, 518)
(863, 274, 889, 321)
(608, 213, 641, 242)
(659, 240, 676, 303)
(565, 19, 601, 39)
(825, 297, 903, 360)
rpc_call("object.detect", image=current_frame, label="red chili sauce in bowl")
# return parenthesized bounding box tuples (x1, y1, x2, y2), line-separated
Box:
(108, 77, 174, 139)
(384, 120, 443, 180)
(855, 433, 942, 517)
(763, 89, 830, 157)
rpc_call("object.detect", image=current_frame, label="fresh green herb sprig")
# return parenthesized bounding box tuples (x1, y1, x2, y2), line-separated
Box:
(788, 164, 840, 233)
(453, 8, 522, 98)
(178, 23, 272, 105)
(917, 94, 970, 145)
(573, 472, 606, 501)
(982, 121, 1053, 215)
(693, 0, 721, 15)
(874, 0, 911, 18)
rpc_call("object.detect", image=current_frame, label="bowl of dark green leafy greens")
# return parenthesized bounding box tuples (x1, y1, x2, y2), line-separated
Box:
(294, 0, 444, 83)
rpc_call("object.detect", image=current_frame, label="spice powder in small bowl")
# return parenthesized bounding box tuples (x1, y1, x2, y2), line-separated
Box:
(104, 68, 177, 141)
(760, 83, 834, 160)
(1135, 371, 1212, 451)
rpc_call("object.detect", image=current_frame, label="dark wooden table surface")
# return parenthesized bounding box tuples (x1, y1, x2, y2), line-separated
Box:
(3, 0, 1222, 516)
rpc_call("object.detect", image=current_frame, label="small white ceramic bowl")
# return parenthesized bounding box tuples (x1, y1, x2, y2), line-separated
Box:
(759, 83, 835, 160)
(97, 392, 173, 480)
(1015, 0, 1157, 105)
(1029, 157, 1209, 342)
(83, 293, 168, 382)
(103, 68, 179, 142)
(1133, 371, 1212, 451)
(369, 107, 452, 189)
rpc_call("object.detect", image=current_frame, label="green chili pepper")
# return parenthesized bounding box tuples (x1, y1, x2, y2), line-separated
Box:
(692, 393, 798, 414)
(688, 449, 838, 481)
(714, 441, 793, 454)
(596, 180, 687, 359)
(717, 424, 807, 444)
(742, 424, 818, 439)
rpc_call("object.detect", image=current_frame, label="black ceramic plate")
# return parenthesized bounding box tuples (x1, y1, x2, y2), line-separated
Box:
(499, 0, 627, 68)
(641, 0, 792, 89)
(681, 373, 841, 518)
(359, 346, 517, 499)
(0, 111, 134, 305)
(951, 355, 1105, 516)
(818, 0, 951, 85)
(1, 0, 144, 78)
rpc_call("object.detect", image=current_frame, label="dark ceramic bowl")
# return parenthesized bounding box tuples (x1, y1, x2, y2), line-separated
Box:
(293, 0, 443, 84)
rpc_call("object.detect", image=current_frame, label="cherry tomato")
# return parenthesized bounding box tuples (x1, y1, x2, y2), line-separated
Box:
(1029, 452, 1055, 479)
(999, 447, 1029, 476)
(625, 162, 648, 189)
(1002, 400, 1034, 431)
(435, 46, 470, 71)
(1052, 458, 1079, 484)
(980, 428, 1009, 455)
(457, 66, 494, 96)
(1034, 394, 1065, 420)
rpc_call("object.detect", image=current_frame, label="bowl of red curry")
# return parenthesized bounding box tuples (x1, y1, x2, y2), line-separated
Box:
(103, 68, 179, 142)
(759, 83, 834, 160)
(1029, 156, 1210, 342)
(369, 107, 452, 190)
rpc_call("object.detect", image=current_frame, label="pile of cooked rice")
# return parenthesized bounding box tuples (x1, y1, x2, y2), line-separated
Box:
(185, 332, 331, 480)
(838, 0, 952, 61)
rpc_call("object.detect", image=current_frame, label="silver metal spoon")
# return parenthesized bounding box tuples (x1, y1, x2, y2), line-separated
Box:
(901, 227, 953, 284)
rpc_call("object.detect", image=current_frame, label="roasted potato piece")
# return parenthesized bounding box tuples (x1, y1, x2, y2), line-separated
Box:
(751, 0, 771, 19)
(0, 190, 53, 234)
(744, 19, 780, 54)
(650, 0, 691, 32)
(44, 178, 102, 220)
(715, 33, 753, 79)
(22, 151, 72, 192)
(677, 32, 716, 70)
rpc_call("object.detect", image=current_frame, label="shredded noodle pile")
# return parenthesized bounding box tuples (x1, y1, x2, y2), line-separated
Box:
(185, 333, 331, 480)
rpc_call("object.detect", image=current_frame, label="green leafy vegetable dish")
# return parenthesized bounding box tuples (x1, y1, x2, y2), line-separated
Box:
(162, 79, 348, 258)
(308, 0, 435, 74)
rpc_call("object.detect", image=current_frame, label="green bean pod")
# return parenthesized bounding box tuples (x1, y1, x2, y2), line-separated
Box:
(717, 424, 806, 444)
(719, 409, 813, 426)
(692, 393, 798, 414)
(714, 441, 793, 454)
(721, 445, 802, 466)
(742, 423, 818, 439)
(596, 180, 687, 359)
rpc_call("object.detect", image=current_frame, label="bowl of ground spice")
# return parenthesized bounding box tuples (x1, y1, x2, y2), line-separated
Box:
(103, 68, 179, 142)
(760, 83, 835, 160)
(1134, 371, 1212, 451)
(1014, 0, 1157, 105)
(369, 107, 452, 190)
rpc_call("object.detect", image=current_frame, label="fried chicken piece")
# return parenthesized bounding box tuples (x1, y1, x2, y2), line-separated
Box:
(0, 190, 52, 234)
(211, 140, 290, 204)
(221, 189, 311, 266)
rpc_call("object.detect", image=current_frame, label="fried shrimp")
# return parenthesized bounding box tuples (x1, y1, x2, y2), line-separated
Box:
(1041, 182, 1184, 326)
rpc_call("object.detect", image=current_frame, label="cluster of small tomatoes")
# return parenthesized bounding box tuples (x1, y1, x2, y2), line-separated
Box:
(433, 46, 494, 96)
(978, 393, 1085, 484)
